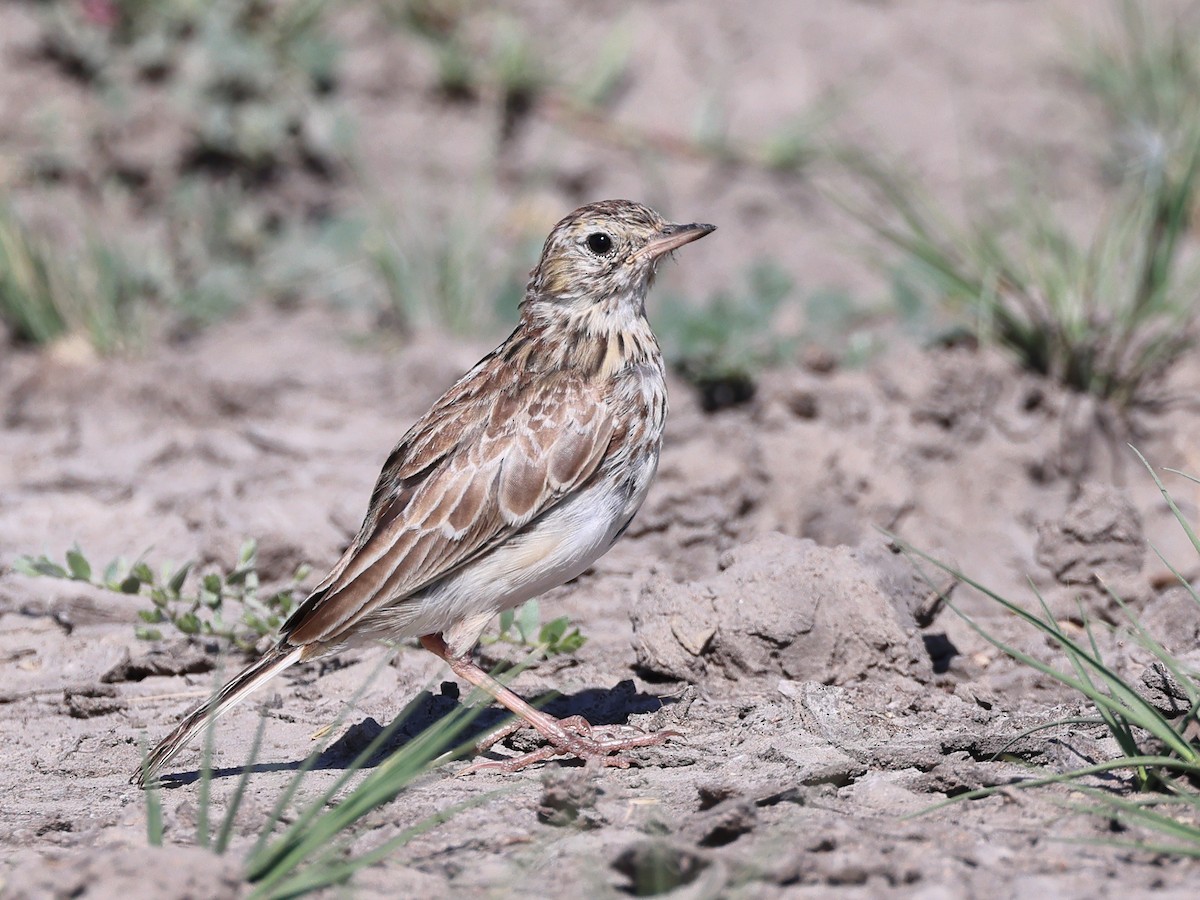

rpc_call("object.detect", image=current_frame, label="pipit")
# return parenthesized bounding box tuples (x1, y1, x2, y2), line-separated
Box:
(134, 199, 714, 786)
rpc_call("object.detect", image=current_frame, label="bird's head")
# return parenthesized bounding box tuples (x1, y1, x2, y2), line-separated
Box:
(525, 200, 715, 315)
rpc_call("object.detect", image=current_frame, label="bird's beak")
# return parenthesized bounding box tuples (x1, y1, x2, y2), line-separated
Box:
(642, 222, 717, 260)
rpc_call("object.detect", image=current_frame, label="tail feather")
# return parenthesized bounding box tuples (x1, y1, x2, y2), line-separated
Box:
(132, 644, 303, 786)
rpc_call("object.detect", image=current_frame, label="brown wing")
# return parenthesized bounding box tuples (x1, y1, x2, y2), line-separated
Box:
(282, 366, 613, 647)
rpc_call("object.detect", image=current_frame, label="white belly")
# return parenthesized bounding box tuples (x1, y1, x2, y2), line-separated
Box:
(360, 450, 658, 653)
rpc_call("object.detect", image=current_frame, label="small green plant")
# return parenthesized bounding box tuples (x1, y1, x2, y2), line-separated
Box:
(480, 598, 586, 658)
(14, 540, 309, 651)
(899, 449, 1200, 855)
(657, 261, 796, 411)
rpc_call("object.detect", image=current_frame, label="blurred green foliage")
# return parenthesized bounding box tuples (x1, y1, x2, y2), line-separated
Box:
(844, 1, 1200, 414)
(853, 153, 1199, 412)
(1, 0, 829, 353)
(657, 262, 796, 411)
(40, 0, 346, 174)
(0, 201, 159, 351)
(0, 0, 353, 349)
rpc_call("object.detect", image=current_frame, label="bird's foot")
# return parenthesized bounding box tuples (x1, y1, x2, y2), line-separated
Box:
(460, 716, 681, 775)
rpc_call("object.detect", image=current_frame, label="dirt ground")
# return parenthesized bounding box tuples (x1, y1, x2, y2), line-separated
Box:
(5, 1, 1200, 898)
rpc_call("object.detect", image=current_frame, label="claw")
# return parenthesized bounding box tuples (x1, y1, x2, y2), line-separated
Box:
(460, 722, 683, 775)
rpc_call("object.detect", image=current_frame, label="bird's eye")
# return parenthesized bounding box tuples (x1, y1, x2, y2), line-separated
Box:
(585, 232, 613, 255)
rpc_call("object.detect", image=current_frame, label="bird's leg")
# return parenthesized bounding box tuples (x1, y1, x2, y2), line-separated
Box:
(419, 634, 680, 774)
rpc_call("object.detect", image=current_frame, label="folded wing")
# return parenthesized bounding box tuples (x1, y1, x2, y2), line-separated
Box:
(282, 368, 613, 647)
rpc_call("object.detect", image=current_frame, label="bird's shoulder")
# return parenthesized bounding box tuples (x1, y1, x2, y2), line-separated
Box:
(373, 344, 614, 509)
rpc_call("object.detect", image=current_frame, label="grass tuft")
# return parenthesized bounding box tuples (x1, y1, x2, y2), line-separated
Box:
(0, 201, 154, 352)
(842, 143, 1199, 415)
(896, 448, 1200, 854)
(842, 1, 1200, 418)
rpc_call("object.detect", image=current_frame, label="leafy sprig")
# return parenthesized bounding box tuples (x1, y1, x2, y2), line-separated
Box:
(481, 599, 586, 657)
(13, 540, 309, 651)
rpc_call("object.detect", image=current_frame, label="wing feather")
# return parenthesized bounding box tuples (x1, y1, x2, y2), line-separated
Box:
(282, 369, 613, 646)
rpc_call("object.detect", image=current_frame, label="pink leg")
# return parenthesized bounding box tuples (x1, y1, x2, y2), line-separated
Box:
(420, 634, 680, 774)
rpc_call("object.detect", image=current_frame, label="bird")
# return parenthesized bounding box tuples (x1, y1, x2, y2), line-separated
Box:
(133, 199, 715, 786)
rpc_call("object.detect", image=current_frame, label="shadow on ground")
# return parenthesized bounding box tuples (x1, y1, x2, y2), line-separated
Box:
(156, 678, 676, 787)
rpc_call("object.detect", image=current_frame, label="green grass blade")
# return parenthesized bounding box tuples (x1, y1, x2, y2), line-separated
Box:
(246, 695, 487, 894)
(250, 790, 506, 900)
(1134, 447, 1200, 556)
(196, 688, 219, 850)
(914, 754, 1200, 817)
(248, 648, 400, 861)
(895, 537, 1197, 761)
(143, 770, 164, 847)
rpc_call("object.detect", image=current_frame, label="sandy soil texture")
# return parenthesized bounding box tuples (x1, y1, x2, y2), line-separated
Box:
(4, 1, 1200, 898)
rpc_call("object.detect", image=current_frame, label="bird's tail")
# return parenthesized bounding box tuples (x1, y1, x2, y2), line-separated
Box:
(132, 643, 304, 787)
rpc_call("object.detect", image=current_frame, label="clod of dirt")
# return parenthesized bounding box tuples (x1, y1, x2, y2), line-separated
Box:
(1036, 481, 1144, 585)
(630, 533, 931, 686)
(62, 684, 122, 719)
(911, 346, 1002, 442)
(1035, 481, 1147, 621)
(1139, 662, 1192, 717)
(100, 643, 219, 683)
(3, 846, 242, 899)
(696, 782, 738, 810)
(692, 798, 757, 847)
(333, 716, 386, 756)
(537, 767, 600, 827)
(1139, 586, 1200, 656)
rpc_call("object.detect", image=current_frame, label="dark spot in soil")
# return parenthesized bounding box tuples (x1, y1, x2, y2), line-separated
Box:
(922, 632, 959, 674)
(697, 782, 737, 810)
(787, 390, 819, 419)
(755, 786, 807, 807)
(697, 800, 756, 847)
(499, 87, 536, 142)
(36, 818, 75, 836)
(101, 646, 217, 683)
(693, 374, 757, 412)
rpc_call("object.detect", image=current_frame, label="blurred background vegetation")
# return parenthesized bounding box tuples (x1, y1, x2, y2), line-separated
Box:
(0, 0, 836, 348)
(1, 0, 1199, 420)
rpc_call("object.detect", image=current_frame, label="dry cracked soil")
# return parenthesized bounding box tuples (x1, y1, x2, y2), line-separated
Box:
(4, 1, 1200, 898)
(4, 307, 1200, 899)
